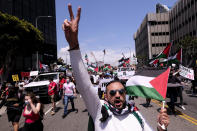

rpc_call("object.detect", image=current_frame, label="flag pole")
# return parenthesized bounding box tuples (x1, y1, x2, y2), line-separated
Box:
(167, 41, 173, 67)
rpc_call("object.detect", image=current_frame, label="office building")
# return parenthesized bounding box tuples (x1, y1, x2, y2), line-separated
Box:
(0, 0, 57, 71)
(134, 4, 170, 61)
(169, 0, 197, 53)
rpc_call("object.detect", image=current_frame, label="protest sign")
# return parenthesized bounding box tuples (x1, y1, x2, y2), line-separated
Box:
(179, 65, 194, 80)
(30, 71, 38, 76)
(12, 74, 19, 82)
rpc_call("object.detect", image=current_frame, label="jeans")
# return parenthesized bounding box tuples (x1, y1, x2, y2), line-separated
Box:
(63, 95, 75, 115)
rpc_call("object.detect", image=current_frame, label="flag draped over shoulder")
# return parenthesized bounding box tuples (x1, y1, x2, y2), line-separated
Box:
(126, 68, 170, 101)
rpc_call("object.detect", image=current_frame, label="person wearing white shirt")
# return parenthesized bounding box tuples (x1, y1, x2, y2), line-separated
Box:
(62, 4, 169, 131)
(62, 76, 77, 118)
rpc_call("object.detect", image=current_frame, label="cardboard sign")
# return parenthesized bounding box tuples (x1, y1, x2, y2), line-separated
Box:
(12, 74, 19, 82)
(179, 65, 194, 80)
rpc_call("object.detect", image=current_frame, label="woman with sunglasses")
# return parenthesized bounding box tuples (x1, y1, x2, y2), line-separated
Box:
(62, 4, 169, 131)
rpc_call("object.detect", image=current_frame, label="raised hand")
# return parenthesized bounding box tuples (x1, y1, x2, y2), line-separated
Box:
(62, 4, 81, 50)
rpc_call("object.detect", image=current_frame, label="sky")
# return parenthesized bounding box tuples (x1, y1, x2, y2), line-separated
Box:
(56, 0, 177, 66)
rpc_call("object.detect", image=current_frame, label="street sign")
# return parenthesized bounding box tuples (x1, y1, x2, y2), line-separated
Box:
(12, 74, 19, 82)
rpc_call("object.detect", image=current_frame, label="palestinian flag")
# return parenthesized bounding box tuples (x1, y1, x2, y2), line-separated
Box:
(152, 43, 172, 60)
(39, 61, 43, 69)
(126, 68, 170, 101)
(94, 67, 99, 72)
(149, 59, 159, 65)
(88, 66, 94, 72)
(103, 66, 110, 71)
(167, 48, 182, 64)
(85, 54, 89, 63)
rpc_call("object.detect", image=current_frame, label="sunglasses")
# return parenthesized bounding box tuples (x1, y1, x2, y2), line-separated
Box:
(109, 89, 125, 96)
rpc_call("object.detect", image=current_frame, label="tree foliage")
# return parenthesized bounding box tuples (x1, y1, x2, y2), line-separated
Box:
(57, 57, 64, 65)
(179, 35, 197, 66)
(0, 11, 44, 81)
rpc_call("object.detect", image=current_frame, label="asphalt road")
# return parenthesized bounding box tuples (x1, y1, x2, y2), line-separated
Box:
(0, 87, 197, 131)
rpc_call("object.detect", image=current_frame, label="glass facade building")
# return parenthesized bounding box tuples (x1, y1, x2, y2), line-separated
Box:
(0, 0, 57, 71)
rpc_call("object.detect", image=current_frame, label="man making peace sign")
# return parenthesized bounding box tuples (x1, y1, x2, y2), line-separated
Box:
(62, 4, 169, 131)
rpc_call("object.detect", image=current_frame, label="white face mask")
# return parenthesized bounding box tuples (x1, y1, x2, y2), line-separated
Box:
(25, 100, 29, 105)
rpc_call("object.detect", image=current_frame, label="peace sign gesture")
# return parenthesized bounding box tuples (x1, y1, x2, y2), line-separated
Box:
(62, 4, 81, 50)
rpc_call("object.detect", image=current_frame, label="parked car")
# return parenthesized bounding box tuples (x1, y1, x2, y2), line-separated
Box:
(24, 72, 62, 101)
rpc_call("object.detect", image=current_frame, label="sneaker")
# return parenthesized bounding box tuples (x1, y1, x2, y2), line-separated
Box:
(62, 114, 67, 118)
(181, 106, 186, 110)
(51, 111, 55, 115)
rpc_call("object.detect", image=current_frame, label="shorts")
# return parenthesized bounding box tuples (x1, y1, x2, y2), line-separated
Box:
(7, 110, 22, 122)
(49, 94, 55, 103)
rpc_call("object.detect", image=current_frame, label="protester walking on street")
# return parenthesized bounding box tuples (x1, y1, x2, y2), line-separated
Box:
(62, 4, 169, 131)
(59, 75, 65, 97)
(4, 83, 24, 131)
(62, 76, 77, 118)
(48, 78, 57, 115)
(22, 92, 44, 131)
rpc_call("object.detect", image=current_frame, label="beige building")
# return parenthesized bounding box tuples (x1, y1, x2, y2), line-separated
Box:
(134, 6, 170, 60)
(170, 0, 197, 53)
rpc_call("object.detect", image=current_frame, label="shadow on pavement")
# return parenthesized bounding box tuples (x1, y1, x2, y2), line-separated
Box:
(140, 103, 153, 108)
(55, 106, 62, 113)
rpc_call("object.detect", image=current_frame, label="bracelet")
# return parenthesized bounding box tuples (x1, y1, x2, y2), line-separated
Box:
(68, 44, 79, 51)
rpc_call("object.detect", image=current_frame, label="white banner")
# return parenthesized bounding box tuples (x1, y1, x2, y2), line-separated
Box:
(30, 71, 39, 76)
(179, 65, 194, 80)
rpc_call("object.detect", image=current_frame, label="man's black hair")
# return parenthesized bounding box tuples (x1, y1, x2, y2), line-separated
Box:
(105, 80, 125, 92)
(49, 77, 53, 81)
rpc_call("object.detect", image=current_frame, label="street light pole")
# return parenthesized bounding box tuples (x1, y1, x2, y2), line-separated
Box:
(35, 16, 52, 71)
(35, 16, 52, 28)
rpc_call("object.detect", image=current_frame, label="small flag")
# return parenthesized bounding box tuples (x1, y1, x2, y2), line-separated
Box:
(94, 67, 99, 72)
(85, 54, 89, 62)
(0, 68, 3, 75)
(149, 59, 159, 65)
(167, 48, 182, 63)
(39, 61, 43, 69)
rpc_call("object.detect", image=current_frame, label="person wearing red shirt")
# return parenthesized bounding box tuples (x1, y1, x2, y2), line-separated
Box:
(22, 92, 44, 131)
(59, 76, 65, 97)
(48, 78, 57, 115)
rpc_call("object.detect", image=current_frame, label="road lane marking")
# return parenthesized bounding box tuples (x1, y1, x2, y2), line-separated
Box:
(44, 101, 60, 115)
(151, 100, 197, 123)
(151, 99, 197, 126)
